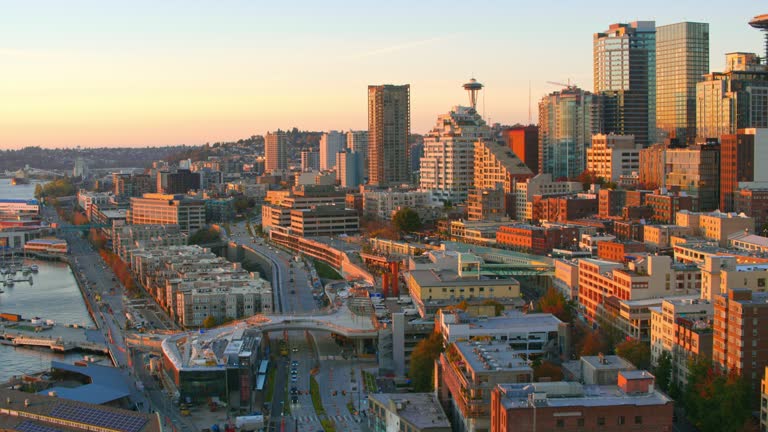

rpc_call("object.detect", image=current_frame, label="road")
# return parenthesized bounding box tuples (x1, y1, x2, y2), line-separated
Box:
(230, 219, 369, 431)
(46, 205, 195, 432)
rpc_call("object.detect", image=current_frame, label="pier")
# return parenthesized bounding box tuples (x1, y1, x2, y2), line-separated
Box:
(0, 321, 109, 354)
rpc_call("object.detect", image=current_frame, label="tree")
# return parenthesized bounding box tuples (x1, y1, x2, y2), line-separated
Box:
(533, 360, 564, 382)
(684, 357, 753, 432)
(579, 331, 606, 356)
(392, 207, 422, 233)
(536, 288, 574, 322)
(482, 300, 504, 316)
(188, 227, 220, 245)
(408, 332, 444, 391)
(202, 316, 217, 329)
(615, 339, 650, 370)
(654, 351, 673, 394)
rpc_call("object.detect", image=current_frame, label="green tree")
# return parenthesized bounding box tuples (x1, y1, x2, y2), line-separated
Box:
(392, 207, 422, 233)
(615, 339, 650, 370)
(533, 360, 564, 382)
(408, 332, 444, 391)
(188, 227, 220, 245)
(202, 316, 217, 329)
(34, 183, 43, 200)
(684, 357, 753, 432)
(653, 351, 673, 393)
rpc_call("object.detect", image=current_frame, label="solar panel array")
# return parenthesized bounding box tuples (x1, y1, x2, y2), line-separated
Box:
(15, 420, 63, 432)
(50, 403, 148, 432)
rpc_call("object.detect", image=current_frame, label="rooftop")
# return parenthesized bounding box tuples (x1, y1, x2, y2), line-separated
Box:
(369, 393, 450, 430)
(0, 199, 39, 205)
(39, 361, 131, 405)
(454, 340, 532, 374)
(497, 380, 672, 409)
(0, 388, 161, 432)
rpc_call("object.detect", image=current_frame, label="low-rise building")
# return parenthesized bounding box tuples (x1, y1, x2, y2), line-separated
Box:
(728, 232, 768, 253)
(406, 252, 521, 318)
(466, 188, 507, 221)
(586, 134, 640, 182)
(735, 183, 768, 230)
(554, 259, 580, 301)
(646, 192, 693, 224)
(127, 193, 205, 233)
(368, 393, 451, 432)
(597, 240, 646, 262)
(496, 224, 578, 255)
(261, 185, 346, 232)
(437, 340, 533, 432)
(77, 191, 113, 219)
(490, 371, 674, 432)
(515, 174, 581, 222)
(650, 297, 713, 386)
(643, 224, 692, 250)
(288, 206, 359, 237)
(362, 188, 434, 220)
(675, 209, 755, 247)
(437, 309, 567, 358)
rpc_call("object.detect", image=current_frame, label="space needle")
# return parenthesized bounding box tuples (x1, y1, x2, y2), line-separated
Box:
(463, 78, 483, 111)
(749, 14, 768, 61)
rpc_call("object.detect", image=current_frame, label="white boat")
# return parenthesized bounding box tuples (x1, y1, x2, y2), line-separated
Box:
(5, 279, 14, 288)
(30, 265, 38, 273)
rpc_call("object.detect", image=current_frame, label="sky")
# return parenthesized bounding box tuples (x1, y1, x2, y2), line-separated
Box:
(0, 1, 764, 149)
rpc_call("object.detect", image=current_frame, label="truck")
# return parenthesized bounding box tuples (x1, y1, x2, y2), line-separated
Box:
(235, 415, 265, 431)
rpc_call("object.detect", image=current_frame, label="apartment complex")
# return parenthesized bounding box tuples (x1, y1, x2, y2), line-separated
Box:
(515, 174, 582, 222)
(501, 125, 538, 174)
(127, 194, 205, 233)
(496, 224, 578, 255)
(113, 173, 155, 199)
(713, 289, 768, 394)
(319, 130, 344, 171)
(721, 128, 768, 211)
(368, 393, 451, 432)
(264, 130, 288, 173)
(420, 106, 492, 204)
(261, 185, 346, 232)
(368, 84, 410, 186)
(289, 206, 359, 237)
(157, 169, 200, 194)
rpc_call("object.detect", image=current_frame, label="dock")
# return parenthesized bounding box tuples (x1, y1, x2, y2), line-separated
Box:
(0, 321, 109, 354)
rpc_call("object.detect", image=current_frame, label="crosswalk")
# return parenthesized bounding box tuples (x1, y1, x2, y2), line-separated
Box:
(292, 414, 358, 424)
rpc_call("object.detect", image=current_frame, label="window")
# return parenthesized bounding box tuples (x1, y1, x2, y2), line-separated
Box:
(635, 416, 643, 424)
(618, 416, 625, 425)
(598, 417, 606, 426)
(577, 419, 585, 427)
(556, 419, 564, 428)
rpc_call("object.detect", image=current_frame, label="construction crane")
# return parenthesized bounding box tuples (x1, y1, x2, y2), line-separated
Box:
(546, 80, 576, 89)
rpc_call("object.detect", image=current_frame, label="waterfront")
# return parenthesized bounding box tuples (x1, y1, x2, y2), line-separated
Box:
(0, 178, 105, 382)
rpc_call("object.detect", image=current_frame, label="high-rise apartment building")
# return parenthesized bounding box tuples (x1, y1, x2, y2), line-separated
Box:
(336, 150, 363, 189)
(113, 173, 155, 199)
(539, 86, 603, 180)
(502, 125, 539, 174)
(594, 21, 656, 146)
(697, 53, 768, 140)
(713, 288, 768, 397)
(419, 106, 491, 204)
(346, 130, 369, 180)
(721, 128, 768, 211)
(656, 22, 709, 144)
(320, 130, 344, 171)
(264, 130, 287, 173)
(586, 134, 640, 182)
(368, 84, 410, 186)
(300, 150, 319, 172)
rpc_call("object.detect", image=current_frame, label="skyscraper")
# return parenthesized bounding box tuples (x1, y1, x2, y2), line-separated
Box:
(368, 84, 410, 186)
(264, 130, 287, 173)
(346, 130, 369, 180)
(594, 21, 656, 146)
(419, 105, 491, 204)
(320, 130, 345, 171)
(696, 53, 768, 140)
(656, 22, 709, 144)
(538, 86, 603, 180)
(300, 150, 319, 172)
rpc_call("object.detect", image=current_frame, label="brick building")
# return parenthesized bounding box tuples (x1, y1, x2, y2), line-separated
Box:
(597, 240, 646, 262)
(496, 224, 579, 255)
(646, 193, 693, 224)
(535, 196, 598, 223)
(614, 220, 645, 242)
(735, 185, 768, 231)
(490, 371, 673, 432)
(713, 288, 768, 396)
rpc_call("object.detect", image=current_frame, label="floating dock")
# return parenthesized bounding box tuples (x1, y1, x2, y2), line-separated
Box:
(0, 320, 108, 354)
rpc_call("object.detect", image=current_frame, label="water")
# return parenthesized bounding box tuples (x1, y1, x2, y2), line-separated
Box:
(0, 178, 103, 381)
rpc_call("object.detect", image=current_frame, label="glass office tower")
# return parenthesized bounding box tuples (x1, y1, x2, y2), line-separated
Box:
(656, 22, 710, 145)
(594, 21, 656, 147)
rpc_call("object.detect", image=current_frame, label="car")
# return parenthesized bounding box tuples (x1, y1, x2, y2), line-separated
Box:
(292, 347, 298, 353)
(290, 387, 298, 395)
(291, 375, 298, 382)
(291, 396, 298, 404)
(291, 361, 299, 367)
(291, 369, 298, 376)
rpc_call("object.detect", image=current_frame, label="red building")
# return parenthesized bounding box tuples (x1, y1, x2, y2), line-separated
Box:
(491, 371, 674, 432)
(536, 196, 598, 223)
(496, 224, 579, 255)
(646, 193, 693, 224)
(614, 220, 645, 242)
(721, 131, 756, 212)
(598, 189, 626, 218)
(735, 186, 768, 232)
(502, 125, 539, 175)
(597, 240, 646, 262)
(713, 288, 768, 399)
